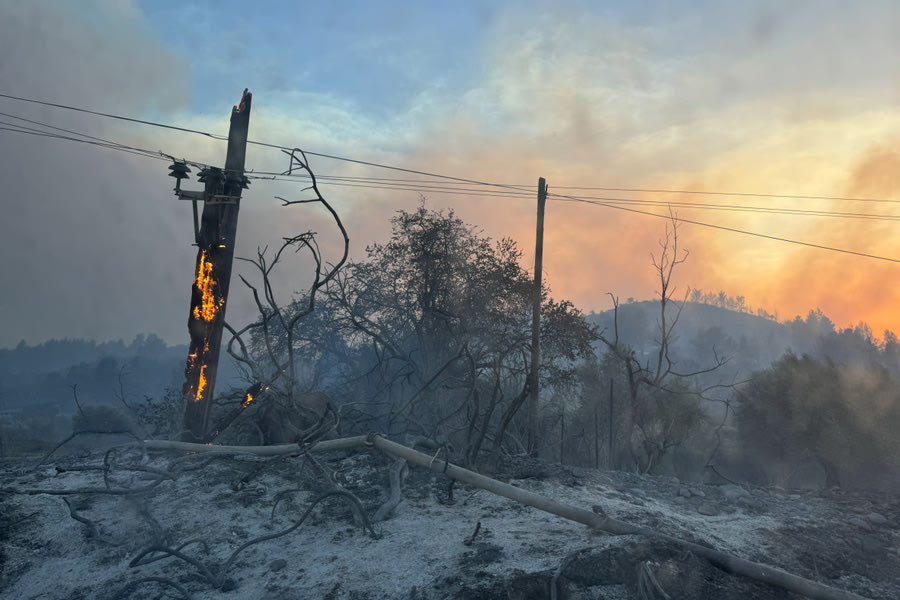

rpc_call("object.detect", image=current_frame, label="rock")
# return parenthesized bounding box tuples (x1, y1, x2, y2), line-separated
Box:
(677, 486, 691, 498)
(866, 512, 889, 527)
(269, 558, 287, 572)
(627, 487, 647, 497)
(689, 487, 706, 498)
(719, 484, 750, 500)
(697, 505, 719, 516)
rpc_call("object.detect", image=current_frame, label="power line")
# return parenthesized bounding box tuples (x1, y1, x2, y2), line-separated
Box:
(0, 122, 173, 162)
(0, 93, 538, 197)
(2, 93, 899, 263)
(0, 93, 229, 141)
(4, 91, 896, 205)
(0, 110, 152, 154)
(554, 193, 900, 264)
(0, 112, 536, 206)
(546, 192, 900, 222)
(251, 171, 535, 199)
(547, 185, 900, 205)
(0, 115, 214, 168)
(253, 175, 537, 202)
(258, 173, 530, 187)
(0, 93, 508, 189)
(256, 170, 900, 222)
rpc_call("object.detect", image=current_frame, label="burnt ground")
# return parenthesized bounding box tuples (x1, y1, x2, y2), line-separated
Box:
(1, 445, 898, 600)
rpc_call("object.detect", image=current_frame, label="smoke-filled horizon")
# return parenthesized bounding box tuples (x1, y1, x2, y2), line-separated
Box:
(3, 1, 900, 349)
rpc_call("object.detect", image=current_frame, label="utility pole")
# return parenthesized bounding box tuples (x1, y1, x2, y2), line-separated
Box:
(527, 177, 548, 455)
(608, 378, 614, 469)
(176, 89, 252, 443)
(594, 398, 599, 469)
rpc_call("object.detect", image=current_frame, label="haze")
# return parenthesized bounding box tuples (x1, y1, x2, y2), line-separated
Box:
(2, 0, 900, 348)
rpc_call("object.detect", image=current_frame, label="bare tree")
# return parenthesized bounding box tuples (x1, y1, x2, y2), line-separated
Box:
(213, 149, 349, 444)
(598, 213, 728, 473)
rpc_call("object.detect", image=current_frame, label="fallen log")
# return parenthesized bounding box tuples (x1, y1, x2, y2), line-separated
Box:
(142, 434, 870, 600)
(142, 436, 368, 456)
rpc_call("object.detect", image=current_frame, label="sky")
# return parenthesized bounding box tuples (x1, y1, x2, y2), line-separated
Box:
(2, 0, 900, 348)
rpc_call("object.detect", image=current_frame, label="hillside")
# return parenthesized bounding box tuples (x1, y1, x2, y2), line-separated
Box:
(586, 301, 896, 386)
(0, 336, 243, 457)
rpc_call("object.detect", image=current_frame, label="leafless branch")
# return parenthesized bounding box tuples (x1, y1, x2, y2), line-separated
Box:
(71, 384, 84, 417)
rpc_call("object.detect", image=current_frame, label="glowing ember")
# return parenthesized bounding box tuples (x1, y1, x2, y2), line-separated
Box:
(195, 364, 208, 401)
(193, 251, 224, 322)
(242, 393, 254, 408)
(234, 88, 250, 113)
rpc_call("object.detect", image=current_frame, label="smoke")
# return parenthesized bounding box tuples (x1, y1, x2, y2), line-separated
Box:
(379, 4, 900, 332)
(733, 138, 900, 338)
(0, 1, 192, 346)
(237, 3, 900, 337)
(4, 1, 900, 348)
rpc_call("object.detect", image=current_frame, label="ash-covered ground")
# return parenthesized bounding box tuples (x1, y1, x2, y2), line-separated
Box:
(1, 445, 898, 600)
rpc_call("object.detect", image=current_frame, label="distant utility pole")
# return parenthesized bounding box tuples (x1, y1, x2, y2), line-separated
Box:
(527, 177, 548, 455)
(608, 378, 614, 469)
(172, 89, 252, 443)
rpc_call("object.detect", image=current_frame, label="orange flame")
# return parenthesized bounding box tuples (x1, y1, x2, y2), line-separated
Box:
(234, 88, 250, 113)
(193, 251, 224, 322)
(195, 365, 208, 402)
(242, 393, 254, 408)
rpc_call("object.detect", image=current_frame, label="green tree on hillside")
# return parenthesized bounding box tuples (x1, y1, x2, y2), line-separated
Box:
(735, 352, 900, 489)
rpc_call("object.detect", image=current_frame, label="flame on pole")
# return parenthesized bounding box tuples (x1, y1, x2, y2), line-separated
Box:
(180, 89, 252, 442)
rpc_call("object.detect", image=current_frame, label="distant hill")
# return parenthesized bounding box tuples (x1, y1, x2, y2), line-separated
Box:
(586, 300, 897, 388)
(0, 334, 242, 417)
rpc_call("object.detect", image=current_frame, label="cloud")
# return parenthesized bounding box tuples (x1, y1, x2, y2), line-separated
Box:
(4, 1, 900, 349)
(0, 1, 192, 346)
(386, 3, 900, 336)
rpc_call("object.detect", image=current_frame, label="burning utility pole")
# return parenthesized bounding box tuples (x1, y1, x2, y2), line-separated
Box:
(173, 89, 252, 443)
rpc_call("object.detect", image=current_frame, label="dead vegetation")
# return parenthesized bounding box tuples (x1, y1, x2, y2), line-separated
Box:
(2, 431, 894, 600)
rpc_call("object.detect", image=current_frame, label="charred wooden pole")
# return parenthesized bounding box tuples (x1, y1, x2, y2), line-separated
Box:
(526, 177, 548, 455)
(180, 89, 252, 443)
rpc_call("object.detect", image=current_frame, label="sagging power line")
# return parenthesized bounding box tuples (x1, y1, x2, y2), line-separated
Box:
(2, 90, 898, 205)
(553, 194, 900, 264)
(2, 92, 900, 264)
(8, 110, 897, 224)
